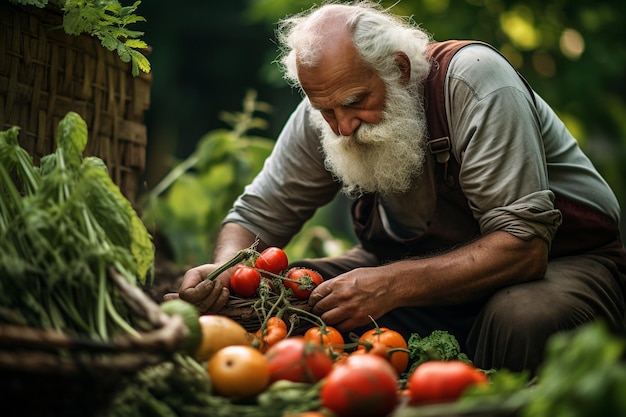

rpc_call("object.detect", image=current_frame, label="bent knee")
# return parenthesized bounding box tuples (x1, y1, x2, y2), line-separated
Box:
(482, 282, 585, 334)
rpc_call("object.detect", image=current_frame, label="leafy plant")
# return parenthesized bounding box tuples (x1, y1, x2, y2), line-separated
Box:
(0, 112, 154, 338)
(140, 90, 275, 265)
(457, 320, 626, 417)
(140, 90, 353, 267)
(9, 0, 150, 76)
(521, 320, 626, 417)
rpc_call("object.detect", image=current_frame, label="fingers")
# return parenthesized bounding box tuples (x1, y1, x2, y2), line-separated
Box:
(196, 279, 228, 313)
(174, 263, 233, 313)
(320, 307, 372, 333)
(308, 280, 331, 308)
(179, 278, 230, 313)
(308, 280, 375, 332)
(211, 286, 230, 312)
(179, 265, 212, 292)
(309, 282, 339, 322)
(162, 292, 180, 302)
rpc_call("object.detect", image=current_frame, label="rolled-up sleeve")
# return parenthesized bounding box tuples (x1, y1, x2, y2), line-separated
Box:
(479, 191, 562, 244)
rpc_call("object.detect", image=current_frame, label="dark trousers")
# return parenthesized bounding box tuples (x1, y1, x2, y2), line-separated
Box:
(291, 246, 626, 373)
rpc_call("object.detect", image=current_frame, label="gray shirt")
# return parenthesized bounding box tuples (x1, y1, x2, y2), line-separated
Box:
(225, 44, 621, 249)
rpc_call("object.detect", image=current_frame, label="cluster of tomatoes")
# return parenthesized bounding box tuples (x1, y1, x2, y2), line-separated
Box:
(198, 313, 406, 417)
(166, 246, 489, 417)
(229, 247, 323, 300)
(194, 313, 487, 417)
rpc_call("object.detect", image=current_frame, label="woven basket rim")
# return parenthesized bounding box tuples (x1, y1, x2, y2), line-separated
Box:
(0, 267, 187, 377)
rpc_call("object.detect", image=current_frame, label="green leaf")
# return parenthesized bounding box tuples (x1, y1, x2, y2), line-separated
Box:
(57, 0, 150, 76)
(9, 0, 49, 7)
(129, 48, 151, 73)
(98, 32, 121, 52)
(523, 321, 626, 417)
(80, 157, 154, 283)
(56, 111, 88, 168)
(125, 39, 148, 49)
(62, 1, 100, 35)
(116, 43, 132, 63)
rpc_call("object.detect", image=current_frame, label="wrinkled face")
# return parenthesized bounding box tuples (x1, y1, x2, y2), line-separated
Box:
(298, 37, 387, 137)
(299, 40, 428, 196)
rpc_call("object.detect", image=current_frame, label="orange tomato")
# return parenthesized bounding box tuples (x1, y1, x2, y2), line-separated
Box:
(351, 341, 391, 361)
(357, 326, 409, 375)
(304, 325, 345, 353)
(207, 345, 270, 397)
(254, 316, 288, 352)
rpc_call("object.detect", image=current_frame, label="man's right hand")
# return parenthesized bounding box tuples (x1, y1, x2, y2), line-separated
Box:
(162, 264, 230, 313)
(163, 222, 263, 312)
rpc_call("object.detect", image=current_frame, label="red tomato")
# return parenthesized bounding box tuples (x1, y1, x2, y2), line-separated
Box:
(408, 360, 488, 405)
(230, 265, 261, 298)
(284, 267, 324, 300)
(320, 354, 399, 417)
(358, 326, 409, 374)
(265, 336, 333, 384)
(304, 325, 345, 353)
(254, 247, 289, 276)
(284, 413, 328, 417)
(254, 316, 288, 353)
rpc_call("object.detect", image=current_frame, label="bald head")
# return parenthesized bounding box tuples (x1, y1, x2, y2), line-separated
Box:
(312, 7, 354, 60)
(276, 1, 432, 89)
(283, 4, 355, 72)
(294, 8, 371, 100)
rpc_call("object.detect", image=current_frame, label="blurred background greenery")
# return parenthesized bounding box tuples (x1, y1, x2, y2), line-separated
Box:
(136, 0, 626, 268)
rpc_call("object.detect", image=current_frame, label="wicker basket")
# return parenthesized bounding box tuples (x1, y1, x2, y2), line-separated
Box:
(221, 296, 316, 334)
(0, 268, 188, 417)
(0, 2, 151, 204)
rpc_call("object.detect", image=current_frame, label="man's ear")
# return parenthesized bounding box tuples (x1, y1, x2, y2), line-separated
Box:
(394, 51, 411, 85)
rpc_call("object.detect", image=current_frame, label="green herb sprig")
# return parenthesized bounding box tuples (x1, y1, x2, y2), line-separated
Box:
(10, 0, 150, 76)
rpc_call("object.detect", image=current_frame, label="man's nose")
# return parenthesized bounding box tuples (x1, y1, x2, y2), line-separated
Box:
(335, 109, 360, 137)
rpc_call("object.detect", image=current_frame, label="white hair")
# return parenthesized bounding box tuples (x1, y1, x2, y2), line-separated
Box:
(276, 1, 432, 89)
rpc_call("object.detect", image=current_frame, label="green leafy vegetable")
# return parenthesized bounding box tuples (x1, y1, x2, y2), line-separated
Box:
(404, 330, 472, 376)
(10, 0, 150, 76)
(522, 321, 626, 417)
(0, 111, 154, 339)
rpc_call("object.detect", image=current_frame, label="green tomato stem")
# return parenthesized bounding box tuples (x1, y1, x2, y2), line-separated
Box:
(204, 247, 259, 281)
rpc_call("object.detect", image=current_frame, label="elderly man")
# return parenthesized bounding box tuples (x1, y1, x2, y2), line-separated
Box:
(168, 1, 626, 372)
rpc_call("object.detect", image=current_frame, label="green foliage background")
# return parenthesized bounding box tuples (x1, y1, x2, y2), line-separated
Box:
(138, 0, 626, 266)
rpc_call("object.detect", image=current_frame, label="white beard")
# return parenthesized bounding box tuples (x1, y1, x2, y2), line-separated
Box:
(310, 81, 428, 197)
